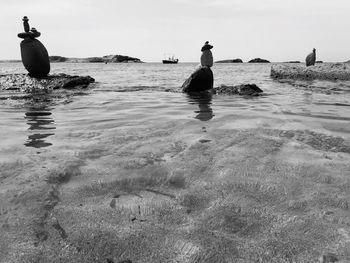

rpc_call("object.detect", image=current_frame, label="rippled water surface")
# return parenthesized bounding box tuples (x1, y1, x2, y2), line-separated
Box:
(1, 62, 349, 154)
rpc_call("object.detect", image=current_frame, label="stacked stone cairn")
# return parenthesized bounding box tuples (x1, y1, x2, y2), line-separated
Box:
(18, 16, 50, 77)
(182, 41, 214, 93)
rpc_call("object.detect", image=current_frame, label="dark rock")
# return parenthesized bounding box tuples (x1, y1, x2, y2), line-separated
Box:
(215, 59, 243, 63)
(316, 61, 324, 64)
(182, 66, 213, 93)
(306, 48, 316, 66)
(20, 38, 50, 77)
(214, 84, 263, 96)
(110, 199, 116, 208)
(0, 73, 95, 91)
(248, 58, 270, 63)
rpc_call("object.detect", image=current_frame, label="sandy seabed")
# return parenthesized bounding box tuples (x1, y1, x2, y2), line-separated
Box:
(1, 115, 350, 263)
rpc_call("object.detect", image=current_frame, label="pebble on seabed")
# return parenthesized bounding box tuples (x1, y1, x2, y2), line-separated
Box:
(319, 252, 338, 263)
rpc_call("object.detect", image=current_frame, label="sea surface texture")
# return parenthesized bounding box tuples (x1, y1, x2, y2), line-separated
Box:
(0, 62, 350, 262)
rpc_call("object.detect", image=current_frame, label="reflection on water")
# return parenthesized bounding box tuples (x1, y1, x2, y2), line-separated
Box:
(24, 107, 55, 148)
(187, 92, 214, 121)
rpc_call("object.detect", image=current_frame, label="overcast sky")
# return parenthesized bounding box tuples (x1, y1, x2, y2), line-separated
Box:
(1, 0, 349, 62)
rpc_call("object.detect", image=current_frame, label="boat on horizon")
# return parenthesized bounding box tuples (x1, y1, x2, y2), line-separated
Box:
(162, 54, 179, 64)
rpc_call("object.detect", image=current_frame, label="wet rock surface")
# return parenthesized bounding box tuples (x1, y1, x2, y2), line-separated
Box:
(182, 66, 214, 93)
(214, 84, 263, 95)
(0, 73, 95, 91)
(271, 63, 350, 80)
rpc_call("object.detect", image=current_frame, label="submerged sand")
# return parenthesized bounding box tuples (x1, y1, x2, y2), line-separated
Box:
(1, 117, 350, 262)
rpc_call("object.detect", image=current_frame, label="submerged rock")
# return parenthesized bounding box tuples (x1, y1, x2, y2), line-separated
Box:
(248, 58, 270, 63)
(319, 252, 338, 263)
(214, 84, 263, 96)
(182, 66, 214, 93)
(0, 73, 95, 91)
(271, 63, 350, 80)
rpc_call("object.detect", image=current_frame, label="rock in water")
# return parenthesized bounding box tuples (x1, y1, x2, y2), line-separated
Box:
(182, 67, 214, 93)
(18, 16, 50, 77)
(20, 38, 50, 76)
(215, 84, 263, 95)
(271, 63, 350, 80)
(0, 74, 95, 91)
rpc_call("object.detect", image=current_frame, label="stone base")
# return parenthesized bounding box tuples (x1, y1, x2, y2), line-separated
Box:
(271, 63, 350, 80)
(182, 66, 213, 93)
(0, 73, 95, 92)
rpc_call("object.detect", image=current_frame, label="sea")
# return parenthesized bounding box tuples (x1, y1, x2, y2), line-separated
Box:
(1, 62, 350, 262)
(1, 62, 349, 152)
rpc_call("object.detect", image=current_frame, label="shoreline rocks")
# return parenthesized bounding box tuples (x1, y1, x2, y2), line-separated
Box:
(271, 63, 350, 80)
(0, 73, 95, 91)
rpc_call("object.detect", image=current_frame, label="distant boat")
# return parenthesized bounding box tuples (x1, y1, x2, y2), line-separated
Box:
(162, 55, 179, 64)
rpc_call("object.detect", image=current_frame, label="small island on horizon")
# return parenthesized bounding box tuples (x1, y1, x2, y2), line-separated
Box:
(50, 54, 143, 63)
(0, 54, 143, 63)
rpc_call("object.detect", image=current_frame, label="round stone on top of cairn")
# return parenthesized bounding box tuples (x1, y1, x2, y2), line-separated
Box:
(200, 41, 213, 67)
(17, 16, 50, 77)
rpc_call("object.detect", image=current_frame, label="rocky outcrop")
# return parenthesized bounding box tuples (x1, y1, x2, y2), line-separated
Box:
(215, 59, 243, 63)
(182, 66, 214, 93)
(49, 55, 142, 63)
(248, 58, 270, 63)
(270, 63, 350, 80)
(0, 73, 95, 91)
(104, 55, 142, 63)
(214, 84, 263, 96)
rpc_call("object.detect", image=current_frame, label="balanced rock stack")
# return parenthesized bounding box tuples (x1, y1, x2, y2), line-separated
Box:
(18, 16, 50, 77)
(182, 41, 214, 93)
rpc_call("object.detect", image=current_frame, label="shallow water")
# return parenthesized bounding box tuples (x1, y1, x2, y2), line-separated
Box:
(1, 62, 349, 153)
(1, 62, 350, 262)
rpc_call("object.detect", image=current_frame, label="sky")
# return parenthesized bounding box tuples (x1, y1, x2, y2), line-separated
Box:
(1, 0, 349, 62)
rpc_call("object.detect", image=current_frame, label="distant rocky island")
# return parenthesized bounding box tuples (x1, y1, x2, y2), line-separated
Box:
(215, 59, 243, 63)
(49, 54, 142, 63)
(248, 58, 270, 63)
